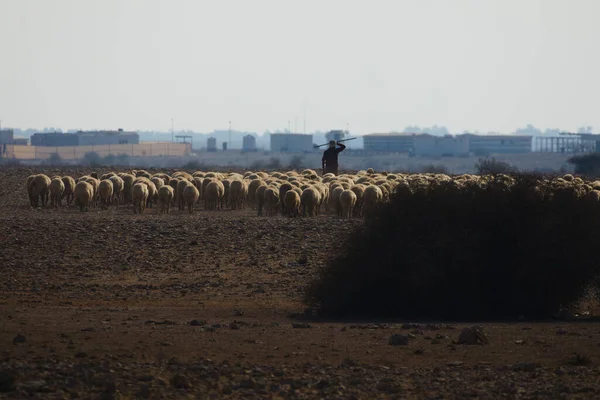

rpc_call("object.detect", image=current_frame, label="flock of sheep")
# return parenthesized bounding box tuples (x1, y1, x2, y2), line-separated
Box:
(24, 168, 394, 217)
(26, 169, 597, 217)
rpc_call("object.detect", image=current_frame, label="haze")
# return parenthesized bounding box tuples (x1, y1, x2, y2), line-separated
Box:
(1, 0, 599, 134)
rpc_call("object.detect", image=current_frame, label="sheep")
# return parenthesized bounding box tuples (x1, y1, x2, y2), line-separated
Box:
(339, 189, 357, 218)
(177, 179, 193, 211)
(61, 176, 76, 206)
(182, 184, 200, 213)
(362, 184, 383, 217)
(132, 182, 149, 214)
(263, 187, 280, 216)
(350, 184, 366, 217)
(133, 177, 157, 208)
(29, 174, 51, 207)
(109, 175, 124, 206)
(255, 185, 268, 216)
(301, 187, 321, 217)
(229, 180, 248, 210)
(49, 178, 65, 208)
(120, 174, 135, 204)
(278, 183, 293, 215)
(73, 181, 94, 212)
(284, 190, 301, 217)
(329, 186, 345, 217)
(158, 185, 174, 214)
(222, 179, 232, 208)
(98, 179, 114, 210)
(193, 177, 204, 200)
(204, 180, 224, 211)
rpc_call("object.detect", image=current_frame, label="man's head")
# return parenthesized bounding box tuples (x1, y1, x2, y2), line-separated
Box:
(328, 140, 336, 149)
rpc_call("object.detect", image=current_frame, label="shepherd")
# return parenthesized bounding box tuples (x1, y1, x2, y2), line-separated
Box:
(322, 141, 346, 176)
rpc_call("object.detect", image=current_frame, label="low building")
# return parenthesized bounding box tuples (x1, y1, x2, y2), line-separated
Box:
(30, 129, 139, 146)
(413, 134, 469, 157)
(363, 133, 415, 153)
(462, 134, 532, 154)
(270, 133, 313, 153)
(242, 135, 257, 152)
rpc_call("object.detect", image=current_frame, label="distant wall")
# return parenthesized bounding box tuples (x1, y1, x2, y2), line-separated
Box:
(4, 142, 191, 160)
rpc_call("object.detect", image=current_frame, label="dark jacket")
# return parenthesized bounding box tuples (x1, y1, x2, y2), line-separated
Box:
(322, 143, 346, 169)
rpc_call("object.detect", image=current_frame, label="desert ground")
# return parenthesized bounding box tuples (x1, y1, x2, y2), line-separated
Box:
(2, 167, 600, 399)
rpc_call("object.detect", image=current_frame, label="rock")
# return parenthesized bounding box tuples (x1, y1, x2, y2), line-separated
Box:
(190, 319, 206, 326)
(414, 348, 425, 355)
(21, 380, 47, 392)
(75, 351, 87, 358)
(555, 367, 567, 376)
(513, 362, 541, 372)
(556, 328, 568, 335)
(407, 333, 416, 339)
(136, 384, 150, 399)
(388, 334, 409, 346)
(137, 375, 154, 382)
(171, 374, 192, 389)
(458, 326, 489, 345)
(12, 334, 26, 344)
(292, 322, 311, 329)
(233, 309, 244, 316)
(447, 361, 464, 367)
(0, 370, 16, 393)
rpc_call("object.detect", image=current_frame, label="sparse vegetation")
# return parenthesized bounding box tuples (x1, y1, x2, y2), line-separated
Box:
(568, 153, 600, 177)
(475, 157, 516, 175)
(82, 151, 102, 167)
(420, 164, 448, 174)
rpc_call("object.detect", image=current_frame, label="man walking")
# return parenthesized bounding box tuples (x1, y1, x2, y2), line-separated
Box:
(322, 141, 346, 176)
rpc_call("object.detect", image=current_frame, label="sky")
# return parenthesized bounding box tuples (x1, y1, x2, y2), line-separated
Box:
(1, 0, 599, 135)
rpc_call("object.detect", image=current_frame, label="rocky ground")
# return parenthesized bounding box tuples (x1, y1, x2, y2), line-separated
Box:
(1, 167, 600, 399)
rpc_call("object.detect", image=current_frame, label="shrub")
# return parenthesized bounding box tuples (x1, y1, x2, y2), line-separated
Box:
(475, 157, 516, 175)
(289, 155, 304, 170)
(46, 153, 63, 165)
(250, 160, 265, 170)
(420, 164, 448, 174)
(267, 157, 282, 170)
(82, 151, 101, 167)
(305, 173, 600, 320)
(567, 153, 600, 177)
(182, 160, 204, 170)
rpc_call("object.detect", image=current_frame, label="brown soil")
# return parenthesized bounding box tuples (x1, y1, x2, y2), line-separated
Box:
(1, 167, 600, 399)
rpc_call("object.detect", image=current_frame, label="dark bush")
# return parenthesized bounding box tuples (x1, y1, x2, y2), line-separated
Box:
(420, 164, 448, 174)
(305, 173, 600, 320)
(45, 153, 63, 165)
(568, 153, 600, 177)
(267, 157, 282, 170)
(289, 155, 304, 170)
(475, 157, 516, 175)
(250, 160, 266, 170)
(182, 160, 204, 170)
(82, 151, 102, 167)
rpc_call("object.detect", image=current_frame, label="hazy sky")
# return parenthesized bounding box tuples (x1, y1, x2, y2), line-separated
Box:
(1, 0, 599, 134)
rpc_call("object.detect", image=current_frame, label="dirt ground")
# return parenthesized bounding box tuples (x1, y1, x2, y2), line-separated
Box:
(2, 167, 600, 399)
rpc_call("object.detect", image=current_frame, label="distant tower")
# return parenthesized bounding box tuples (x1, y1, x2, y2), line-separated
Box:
(207, 137, 217, 152)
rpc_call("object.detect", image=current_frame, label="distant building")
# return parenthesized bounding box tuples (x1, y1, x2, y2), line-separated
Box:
(242, 135, 257, 152)
(270, 133, 313, 153)
(0, 129, 14, 144)
(207, 137, 217, 152)
(30, 129, 139, 146)
(461, 134, 532, 154)
(363, 133, 415, 153)
(12, 137, 28, 145)
(413, 134, 469, 157)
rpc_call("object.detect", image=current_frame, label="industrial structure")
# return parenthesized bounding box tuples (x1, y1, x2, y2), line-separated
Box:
(363, 133, 415, 153)
(30, 129, 139, 147)
(242, 135, 257, 152)
(413, 134, 470, 157)
(207, 137, 217, 152)
(363, 132, 533, 155)
(463, 134, 532, 154)
(270, 133, 313, 153)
